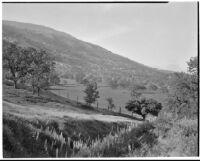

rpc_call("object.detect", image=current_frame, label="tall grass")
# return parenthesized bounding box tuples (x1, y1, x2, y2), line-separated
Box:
(73, 122, 156, 157)
(33, 121, 139, 157)
(4, 113, 158, 158)
(31, 121, 158, 158)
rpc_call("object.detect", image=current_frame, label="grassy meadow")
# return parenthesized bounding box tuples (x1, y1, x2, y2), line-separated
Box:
(50, 79, 167, 115)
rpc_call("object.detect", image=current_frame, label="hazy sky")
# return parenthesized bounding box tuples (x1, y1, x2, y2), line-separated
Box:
(3, 2, 198, 72)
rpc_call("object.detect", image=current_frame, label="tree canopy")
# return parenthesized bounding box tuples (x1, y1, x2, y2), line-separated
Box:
(3, 40, 57, 96)
(125, 98, 162, 120)
(3, 40, 31, 88)
(27, 48, 54, 95)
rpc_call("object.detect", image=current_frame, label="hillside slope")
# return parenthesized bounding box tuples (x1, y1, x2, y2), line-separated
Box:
(3, 20, 171, 85)
(3, 83, 141, 158)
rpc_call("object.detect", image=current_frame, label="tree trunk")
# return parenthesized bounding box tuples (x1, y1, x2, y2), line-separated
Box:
(142, 114, 146, 120)
(119, 107, 121, 114)
(32, 86, 35, 95)
(13, 80, 17, 89)
(37, 87, 40, 96)
(10, 69, 17, 89)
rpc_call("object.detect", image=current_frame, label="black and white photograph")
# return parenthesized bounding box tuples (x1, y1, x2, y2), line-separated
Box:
(1, 0, 199, 159)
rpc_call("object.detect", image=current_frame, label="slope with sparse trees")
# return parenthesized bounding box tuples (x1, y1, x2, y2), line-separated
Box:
(3, 40, 57, 96)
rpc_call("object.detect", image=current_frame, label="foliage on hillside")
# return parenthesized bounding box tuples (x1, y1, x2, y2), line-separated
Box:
(3, 20, 172, 89)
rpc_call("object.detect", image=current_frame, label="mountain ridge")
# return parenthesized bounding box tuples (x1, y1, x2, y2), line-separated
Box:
(2, 20, 172, 85)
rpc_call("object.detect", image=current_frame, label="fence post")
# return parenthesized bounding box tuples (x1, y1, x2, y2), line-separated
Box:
(96, 101, 98, 109)
(119, 107, 121, 114)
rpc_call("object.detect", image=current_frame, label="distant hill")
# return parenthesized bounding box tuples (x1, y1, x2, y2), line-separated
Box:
(2, 20, 172, 86)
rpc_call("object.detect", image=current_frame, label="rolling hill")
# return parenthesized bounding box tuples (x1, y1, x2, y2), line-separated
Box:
(2, 20, 171, 86)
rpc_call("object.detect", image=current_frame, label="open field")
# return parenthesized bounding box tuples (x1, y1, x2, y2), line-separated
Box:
(3, 83, 142, 123)
(49, 79, 168, 115)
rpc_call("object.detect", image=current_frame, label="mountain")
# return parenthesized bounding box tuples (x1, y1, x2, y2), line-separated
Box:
(2, 20, 171, 86)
